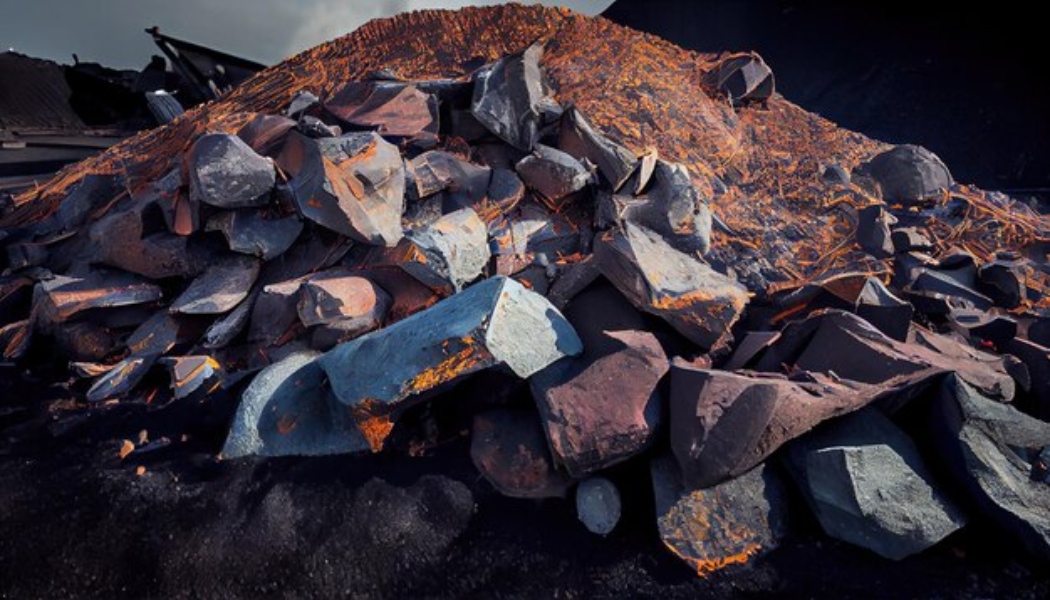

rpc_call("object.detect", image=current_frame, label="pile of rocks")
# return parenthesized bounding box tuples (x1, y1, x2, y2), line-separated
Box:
(2, 38, 1049, 577)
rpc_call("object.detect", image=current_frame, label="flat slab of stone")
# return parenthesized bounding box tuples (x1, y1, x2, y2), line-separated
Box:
(388, 207, 491, 293)
(35, 272, 163, 325)
(515, 144, 591, 209)
(595, 222, 748, 351)
(652, 456, 790, 577)
(205, 210, 303, 260)
(470, 41, 548, 151)
(325, 81, 438, 139)
(222, 351, 370, 458)
(785, 408, 967, 560)
(319, 276, 581, 451)
(471, 406, 571, 499)
(188, 133, 275, 208)
(170, 255, 260, 315)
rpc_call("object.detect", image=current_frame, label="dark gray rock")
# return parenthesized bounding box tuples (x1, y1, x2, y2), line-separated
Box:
(160, 355, 222, 400)
(222, 351, 369, 458)
(947, 308, 1017, 345)
(857, 204, 897, 259)
(171, 255, 260, 315)
(863, 145, 953, 204)
(856, 277, 914, 342)
(708, 52, 775, 105)
(319, 276, 581, 452)
(595, 222, 748, 351)
(86, 355, 156, 403)
(285, 90, 320, 118)
(930, 375, 1050, 561)
(89, 198, 202, 279)
(188, 133, 275, 208)
(616, 161, 713, 255)
(576, 477, 622, 536)
(236, 114, 297, 156)
(785, 408, 967, 560)
(651, 456, 790, 576)
(515, 144, 592, 209)
(248, 276, 309, 346)
(324, 81, 438, 139)
(204, 291, 256, 348)
(978, 257, 1028, 309)
(470, 42, 548, 150)
(396, 207, 491, 292)
(471, 406, 571, 499)
(891, 227, 933, 253)
(206, 210, 303, 260)
(35, 271, 163, 325)
(558, 106, 636, 191)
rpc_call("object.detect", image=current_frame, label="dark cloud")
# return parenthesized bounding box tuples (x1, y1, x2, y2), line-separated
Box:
(0, 0, 612, 69)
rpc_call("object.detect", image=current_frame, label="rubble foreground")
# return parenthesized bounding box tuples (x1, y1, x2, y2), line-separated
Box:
(3, 5, 1050, 596)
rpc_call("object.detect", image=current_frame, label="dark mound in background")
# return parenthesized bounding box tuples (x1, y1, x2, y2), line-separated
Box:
(605, 0, 1050, 192)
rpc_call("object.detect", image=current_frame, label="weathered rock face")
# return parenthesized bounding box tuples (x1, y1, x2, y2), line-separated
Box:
(784, 408, 967, 560)
(861, 144, 953, 204)
(188, 133, 276, 209)
(929, 375, 1050, 561)
(471, 406, 571, 499)
(652, 456, 791, 577)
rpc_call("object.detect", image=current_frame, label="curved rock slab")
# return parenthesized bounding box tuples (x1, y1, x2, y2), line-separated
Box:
(222, 351, 369, 458)
(670, 360, 882, 489)
(930, 375, 1050, 561)
(595, 222, 747, 351)
(785, 408, 967, 560)
(276, 131, 405, 246)
(652, 456, 790, 577)
(319, 276, 582, 452)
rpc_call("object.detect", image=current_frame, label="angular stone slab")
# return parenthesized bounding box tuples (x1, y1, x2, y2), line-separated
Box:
(470, 41, 548, 150)
(670, 360, 885, 489)
(401, 208, 490, 292)
(406, 151, 491, 205)
(856, 204, 897, 259)
(558, 106, 636, 191)
(471, 406, 571, 499)
(297, 271, 390, 330)
(615, 161, 713, 254)
(531, 328, 668, 477)
(489, 202, 582, 271)
(707, 52, 775, 105)
(576, 477, 622, 536)
(222, 352, 370, 458)
(0, 319, 32, 360)
(86, 355, 156, 403)
(978, 256, 1029, 309)
(930, 375, 1050, 561)
(862, 144, 953, 204)
(652, 456, 790, 577)
(785, 408, 967, 560)
(236, 114, 297, 156)
(248, 276, 310, 346)
(325, 81, 438, 139)
(160, 355, 222, 400)
(188, 133, 275, 208)
(277, 131, 404, 246)
(319, 276, 582, 452)
(170, 255, 260, 315)
(88, 199, 201, 279)
(595, 222, 748, 351)
(35, 272, 163, 325)
(205, 210, 303, 260)
(515, 144, 591, 209)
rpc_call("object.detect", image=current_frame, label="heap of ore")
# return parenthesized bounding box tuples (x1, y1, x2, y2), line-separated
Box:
(3, 9, 1050, 578)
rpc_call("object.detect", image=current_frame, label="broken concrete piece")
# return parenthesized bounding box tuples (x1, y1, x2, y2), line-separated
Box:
(160, 355, 222, 400)
(276, 131, 405, 246)
(188, 133, 275, 208)
(930, 375, 1050, 561)
(558, 106, 636, 191)
(470, 42, 548, 150)
(857, 204, 897, 259)
(206, 210, 303, 260)
(652, 456, 790, 577)
(515, 144, 591, 209)
(576, 477, 621, 535)
(785, 408, 967, 560)
(386, 207, 491, 293)
(222, 352, 369, 458)
(595, 222, 748, 351)
(319, 276, 581, 451)
(863, 145, 953, 204)
(471, 406, 571, 499)
(709, 52, 775, 105)
(170, 255, 260, 315)
(35, 272, 163, 325)
(670, 360, 883, 489)
(325, 81, 438, 139)
(531, 328, 668, 477)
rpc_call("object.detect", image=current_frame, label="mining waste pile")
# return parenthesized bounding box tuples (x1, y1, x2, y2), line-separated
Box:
(2, 5, 1050, 598)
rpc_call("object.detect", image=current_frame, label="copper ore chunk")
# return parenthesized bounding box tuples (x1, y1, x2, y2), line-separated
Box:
(325, 81, 439, 139)
(557, 106, 636, 191)
(222, 351, 370, 458)
(276, 131, 405, 246)
(595, 222, 748, 351)
(515, 144, 591, 209)
(188, 133, 275, 208)
(318, 276, 582, 452)
(205, 210, 303, 260)
(470, 41, 548, 151)
(652, 456, 790, 577)
(471, 407, 571, 499)
(170, 255, 260, 315)
(531, 329, 668, 477)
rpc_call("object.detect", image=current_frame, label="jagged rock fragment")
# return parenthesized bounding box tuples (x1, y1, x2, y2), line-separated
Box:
(188, 133, 275, 208)
(160, 355, 222, 400)
(86, 356, 155, 403)
(610, 160, 713, 254)
(383, 207, 491, 293)
(35, 272, 163, 325)
(595, 222, 748, 351)
(708, 52, 775, 104)
(206, 210, 303, 260)
(170, 255, 260, 315)
(978, 257, 1028, 308)
(947, 308, 1017, 345)
(785, 408, 967, 560)
(856, 204, 898, 259)
(558, 106, 636, 191)
(236, 114, 296, 156)
(470, 41, 548, 150)
(515, 144, 591, 209)
(471, 406, 571, 499)
(325, 81, 438, 139)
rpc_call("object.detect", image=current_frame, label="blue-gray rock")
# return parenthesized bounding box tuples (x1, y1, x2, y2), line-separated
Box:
(35, 271, 163, 326)
(615, 160, 713, 255)
(470, 42, 548, 151)
(396, 207, 491, 293)
(222, 352, 369, 458)
(170, 255, 260, 315)
(515, 144, 592, 209)
(558, 106, 636, 192)
(188, 133, 275, 208)
(785, 408, 967, 560)
(863, 145, 953, 204)
(319, 275, 581, 452)
(576, 477, 622, 536)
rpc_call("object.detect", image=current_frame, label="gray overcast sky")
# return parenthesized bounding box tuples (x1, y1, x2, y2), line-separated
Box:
(0, 0, 614, 69)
